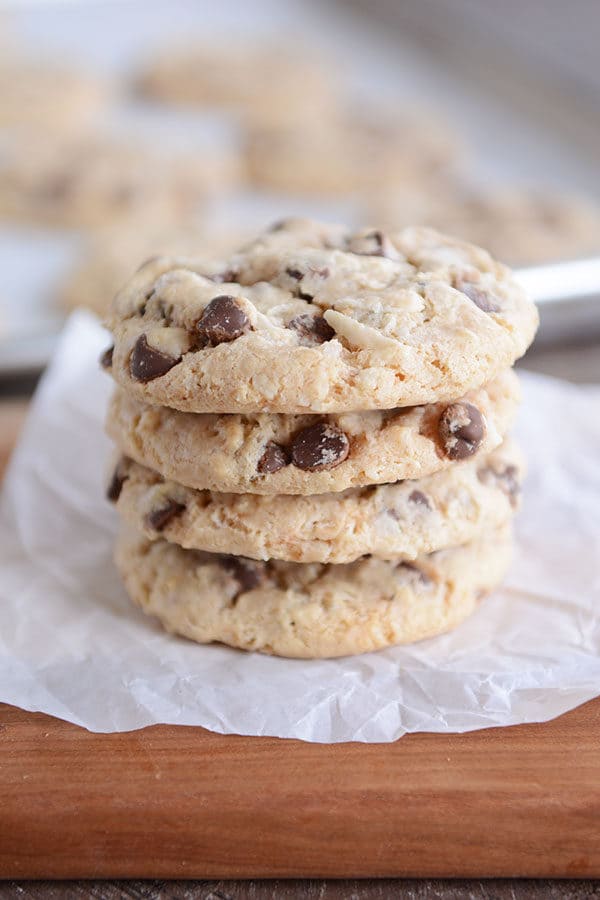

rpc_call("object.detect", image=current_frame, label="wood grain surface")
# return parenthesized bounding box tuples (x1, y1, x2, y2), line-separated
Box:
(1, 699, 600, 880)
(1, 400, 600, 886)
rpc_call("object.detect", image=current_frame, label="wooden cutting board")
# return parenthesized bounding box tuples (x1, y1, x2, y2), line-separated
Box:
(1, 401, 599, 880)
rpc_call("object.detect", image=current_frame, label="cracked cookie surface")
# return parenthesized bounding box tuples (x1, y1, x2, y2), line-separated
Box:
(115, 523, 513, 658)
(105, 219, 538, 414)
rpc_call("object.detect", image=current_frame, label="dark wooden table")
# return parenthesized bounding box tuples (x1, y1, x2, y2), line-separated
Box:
(1, 880, 600, 898)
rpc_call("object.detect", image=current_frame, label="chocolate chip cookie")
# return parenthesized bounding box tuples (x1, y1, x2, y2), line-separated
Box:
(115, 522, 513, 658)
(105, 219, 538, 414)
(110, 440, 522, 563)
(105, 369, 519, 495)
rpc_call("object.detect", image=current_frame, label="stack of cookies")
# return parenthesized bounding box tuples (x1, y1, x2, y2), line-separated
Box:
(102, 219, 538, 659)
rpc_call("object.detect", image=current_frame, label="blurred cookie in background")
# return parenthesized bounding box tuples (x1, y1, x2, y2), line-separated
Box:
(0, 134, 240, 230)
(245, 107, 459, 196)
(59, 222, 246, 317)
(0, 59, 110, 133)
(136, 41, 337, 127)
(367, 181, 600, 266)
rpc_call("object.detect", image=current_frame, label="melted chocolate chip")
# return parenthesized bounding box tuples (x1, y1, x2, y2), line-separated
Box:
(291, 422, 350, 471)
(457, 280, 500, 313)
(221, 556, 263, 595)
(130, 334, 180, 382)
(287, 314, 335, 345)
(100, 345, 114, 369)
(438, 403, 486, 460)
(196, 295, 250, 345)
(145, 499, 186, 532)
(107, 459, 129, 502)
(408, 489, 431, 509)
(257, 441, 289, 474)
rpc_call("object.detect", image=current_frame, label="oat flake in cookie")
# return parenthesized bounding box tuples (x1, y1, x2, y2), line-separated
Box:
(115, 523, 513, 659)
(112, 440, 522, 564)
(106, 369, 519, 495)
(106, 219, 538, 414)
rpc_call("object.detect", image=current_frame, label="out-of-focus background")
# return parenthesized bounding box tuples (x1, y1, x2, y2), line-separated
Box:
(1, 0, 600, 389)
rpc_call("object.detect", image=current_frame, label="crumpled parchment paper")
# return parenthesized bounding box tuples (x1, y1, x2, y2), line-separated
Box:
(1, 312, 599, 742)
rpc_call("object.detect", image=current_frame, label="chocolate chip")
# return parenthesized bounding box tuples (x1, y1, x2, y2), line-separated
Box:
(347, 230, 397, 258)
(100, 345, 114, 369)
(145, 499, 185, 532)
(291, 422, 349, 471)
(196, 295, 250, 346)
(130, 334, 180, 382)
(257, 441, 289, 474)
(438, 403, 486, 460)
(408, 489, 431, 509)
(284, 267, 312, 301)
(107, 459, 129, 502)
(478, 463, 520, 507)
(211, 267, 239, 284)
(287, 314, 335, 345)
(221, 556, 263, 595)
(457, 280, 500, 313)
(284, 265, 330, 302)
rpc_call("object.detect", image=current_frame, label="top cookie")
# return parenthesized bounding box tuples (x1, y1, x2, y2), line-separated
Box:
(106, 219, 538, 414)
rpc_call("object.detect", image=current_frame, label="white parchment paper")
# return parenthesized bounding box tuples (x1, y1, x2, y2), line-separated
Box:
(1, 312, 599, 742)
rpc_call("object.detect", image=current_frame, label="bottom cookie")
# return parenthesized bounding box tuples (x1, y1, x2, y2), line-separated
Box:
(115, 524, 513, 659)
